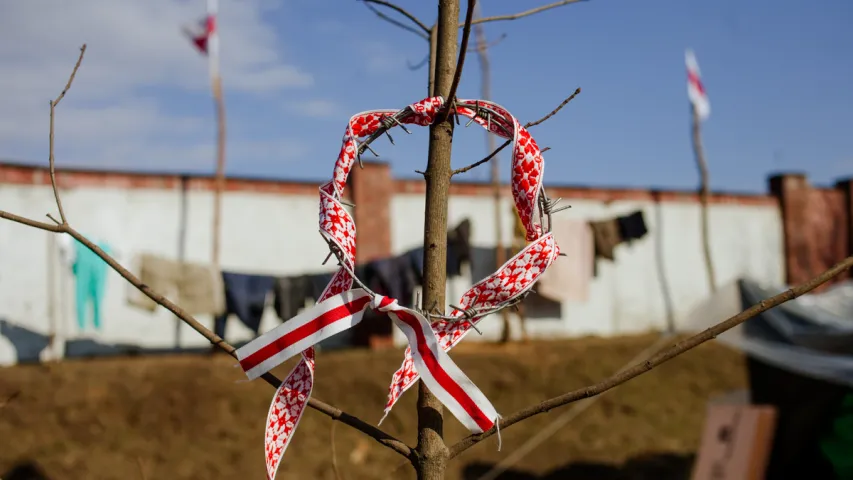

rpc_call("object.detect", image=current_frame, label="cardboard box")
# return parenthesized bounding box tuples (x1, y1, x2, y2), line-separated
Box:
(691, 394, 777, 480)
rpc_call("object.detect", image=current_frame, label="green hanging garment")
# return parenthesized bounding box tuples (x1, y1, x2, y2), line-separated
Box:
(72, 239, 111, 330)
(820, 393, 853, 479)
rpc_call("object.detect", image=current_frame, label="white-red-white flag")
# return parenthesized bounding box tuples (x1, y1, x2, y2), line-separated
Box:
(685, 49, 710, 121)
(183, 0, 219, 77)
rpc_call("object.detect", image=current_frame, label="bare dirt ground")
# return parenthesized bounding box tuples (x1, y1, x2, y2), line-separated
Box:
(0, 334, 747, 480)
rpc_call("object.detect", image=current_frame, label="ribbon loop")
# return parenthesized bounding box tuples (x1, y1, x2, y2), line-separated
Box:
(232, 96, 559, 480)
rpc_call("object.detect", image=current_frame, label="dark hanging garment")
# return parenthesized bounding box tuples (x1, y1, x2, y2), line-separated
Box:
(617, 210, 649, 242)
(214, 272, 275, 340)
(589, 218, 623, 261)
(447, 218, 472, 277)
(272, 275, 311, 322)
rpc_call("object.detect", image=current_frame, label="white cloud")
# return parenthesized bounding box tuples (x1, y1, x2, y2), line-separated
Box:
(288, 99, 344, 119)
(0, 0, 313, 170)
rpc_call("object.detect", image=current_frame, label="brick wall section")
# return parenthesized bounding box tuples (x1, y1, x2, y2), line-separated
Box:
(346, 161, 395, 349)
(0, 162, 321, 195)
(395, 178, 777, 206)
(770, 174, 850, 289)
(1, 160, 776, 205)
(836, 178, 853, 280)
(348, 160, 393, 264)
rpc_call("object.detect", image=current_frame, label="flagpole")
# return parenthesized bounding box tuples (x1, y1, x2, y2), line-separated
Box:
(691, 103, 716, 293)
(208, 0, 226, 269)
(686, 49, 716, 293)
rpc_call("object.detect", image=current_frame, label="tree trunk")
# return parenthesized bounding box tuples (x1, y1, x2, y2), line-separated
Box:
(691, 105, 716, 293)
(415, 0, 459, 478)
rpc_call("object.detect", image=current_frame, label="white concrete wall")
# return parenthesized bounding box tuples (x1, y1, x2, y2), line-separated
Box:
(390, 193, 785, 345)
(0, 181, 785, 364)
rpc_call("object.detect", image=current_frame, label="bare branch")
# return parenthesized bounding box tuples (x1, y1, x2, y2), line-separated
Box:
(465, 0, 586, 26)
(525, 87, 581, 128)
(1, 214, 415, 457)
(49, 44, 86, 225)
(52, 44, 86, 108)
(452, 88, 580, 176)
(362, 0, 431, 37)
(0, 46, 414, 462)
(448, 254, 853, 458)
(451, 141, 507, 176)
(407, 52, 431, 71)
(330, 422, 343, 480)
(0, 211, 63, 232)
(0, 390, 21, 410)
(467, 33, 507, 53)
(440, 0, 476, 123)
(136, 457, 147, 480)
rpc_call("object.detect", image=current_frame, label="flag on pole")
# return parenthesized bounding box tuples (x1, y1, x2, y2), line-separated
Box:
(685, 49, 710, 121)
(183, 0, 220, 78)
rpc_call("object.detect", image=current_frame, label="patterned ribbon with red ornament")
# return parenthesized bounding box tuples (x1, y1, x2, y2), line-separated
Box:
(382, 100, 560, 421)
(234, 96, 559, 480)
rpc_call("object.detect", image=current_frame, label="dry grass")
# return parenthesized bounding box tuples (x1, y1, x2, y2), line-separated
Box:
(0, 334, 746, 479)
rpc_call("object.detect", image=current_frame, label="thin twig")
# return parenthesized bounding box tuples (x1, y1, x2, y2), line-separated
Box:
(525, 87, 581, 128)
(448, 254, 853, 458)
(0, 391, 21, 410)
(362, 0, 431, 35)
(0, 47, 414, 462)
(465, 0, 586, 26)
(136, 457, 147, 480)
(467, 33, 507, 53)
(452, 89, 580, 175)
(442, 0, 476, 123)
(53, 45, 86, 108)
(0, 211, 63, 232)
(452, 141, 510, 176)
(49, 44, 86, 225)
(407, 53, 431, 71)
(363, 1, 429, 40)
(330, 421, 343, 480)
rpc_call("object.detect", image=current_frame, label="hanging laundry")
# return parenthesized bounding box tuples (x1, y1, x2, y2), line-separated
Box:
(469, 246, 516, 284)
(127, 253, 225, 316)
(365, 255, 419, 308)
(536, 218, 593, 303)
(268, 217, 473, 324)
(57, 233, 76, 268)
(307, 272, 334, 300)
(589, 217, 623, 261)
(617, 210, 649, 243)
(72, 239, 111, 330)
(447, 218, 472, 277)
(404, 247, 425, 283)
(272, 275, 311, 322)
(214, 272, 275, 339)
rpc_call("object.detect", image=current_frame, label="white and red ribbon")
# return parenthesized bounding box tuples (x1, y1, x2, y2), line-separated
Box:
(183, 0, 220, 78)
(233, 96, 559, 479)
(686, 49, 710, 121)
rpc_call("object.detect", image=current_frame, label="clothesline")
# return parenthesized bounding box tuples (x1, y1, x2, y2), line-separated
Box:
(58, 210, 649, 339)
(122, 218, 473, 344)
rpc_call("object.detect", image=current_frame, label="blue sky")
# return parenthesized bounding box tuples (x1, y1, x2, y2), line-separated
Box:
(1, 0, 851, 193)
